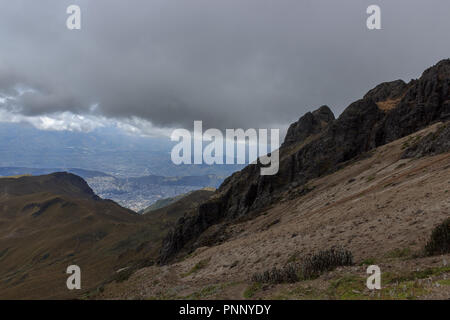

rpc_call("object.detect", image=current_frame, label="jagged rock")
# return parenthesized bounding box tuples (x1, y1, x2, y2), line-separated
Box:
(283, 105, 334, 147)
(363, 80, 408, 102)
(402, 123, 450, 158)
(159, 59, 450, 264)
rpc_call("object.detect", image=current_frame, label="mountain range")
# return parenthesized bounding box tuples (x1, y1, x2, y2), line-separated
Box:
(1, 59, 450, 299)
(159, 59, 450, 264)
(0, 173, 213, 299)
(0, 167, 222, 211)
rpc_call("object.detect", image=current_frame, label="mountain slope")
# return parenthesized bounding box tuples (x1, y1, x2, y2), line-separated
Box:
(0, 173, 143, 299)
(96, 121, 450, 300)
(0, 173, 213, 299)
(0, 167, 224, 211)
(159, 59, 450, 263)
(140, 188, 215, 214)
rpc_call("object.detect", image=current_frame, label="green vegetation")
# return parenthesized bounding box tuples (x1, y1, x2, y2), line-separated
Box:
(270, 285, 324, 300)
(251, 263, 299, 284)
(251, 247, 353, 284)
(386, 247, 412, 259)
(147, 281, 240, 300)
(299, 247, 353, 280)
(186, 285, 221, 299)
(437, 279, 450, 286)
(243, 282, 262, 299)
(182, 258, 210, 277)
(383, 266, 450, 284)
(359, 258, 376, 266)
(327, 275, 366, 300)
(380, 280, 428, 299)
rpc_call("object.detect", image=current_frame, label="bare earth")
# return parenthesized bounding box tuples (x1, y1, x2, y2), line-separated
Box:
(94, 123, 450, 300)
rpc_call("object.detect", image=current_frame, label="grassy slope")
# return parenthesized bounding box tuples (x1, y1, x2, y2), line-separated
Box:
(0, 174, 213, 299)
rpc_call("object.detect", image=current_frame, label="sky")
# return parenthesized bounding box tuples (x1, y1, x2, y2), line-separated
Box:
(0, 0, 450, 137)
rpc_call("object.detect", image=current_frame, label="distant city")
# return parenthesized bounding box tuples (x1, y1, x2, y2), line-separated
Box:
(0, 122, 243, 211)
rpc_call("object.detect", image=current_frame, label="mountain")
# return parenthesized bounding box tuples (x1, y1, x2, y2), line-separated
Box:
(88, 59, 450, 300)
(98, 121, 450, 300)
(0, 167, 112, 179)
(86, 174, 222, 211)
(139, 190, 215, 222)
(159, 59, 450, 263)
(0, 167, 224, 211)
(139, 188, 215, 214)
(0, 172, 212, 299)
(3, 60, 450, 300)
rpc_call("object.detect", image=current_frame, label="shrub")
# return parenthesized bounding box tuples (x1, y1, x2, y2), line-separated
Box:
(299, 246, 353, 280)
(424, 218, 450, 256)
(251, 263, 299, 284)
(251, 247, 354, 284)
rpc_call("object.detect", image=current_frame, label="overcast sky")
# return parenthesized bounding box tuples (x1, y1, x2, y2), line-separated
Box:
(0, 0, 449, 136)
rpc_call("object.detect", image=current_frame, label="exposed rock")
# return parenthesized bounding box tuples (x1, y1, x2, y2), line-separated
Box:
(159, 59, 450, 264)
(402, 122, 450, 158)
(363, 79, 408, 102)
(283, 105, 335, 146)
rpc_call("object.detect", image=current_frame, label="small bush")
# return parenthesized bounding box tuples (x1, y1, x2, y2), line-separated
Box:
(251, 247, 353, 284)
(299, 247, 353, 280)
(424, 218, 450, 256)
(251, 263, 299, 284)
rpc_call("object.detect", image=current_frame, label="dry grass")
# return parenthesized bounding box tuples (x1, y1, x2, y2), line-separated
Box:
(376, 98, 402, 111)
(95, 123, 450, 300)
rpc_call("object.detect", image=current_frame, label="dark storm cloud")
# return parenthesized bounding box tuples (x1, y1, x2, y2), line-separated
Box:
(1, 0, 450, 131)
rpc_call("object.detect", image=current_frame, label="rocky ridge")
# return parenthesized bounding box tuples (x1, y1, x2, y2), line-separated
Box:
(159, 59, 450, 263)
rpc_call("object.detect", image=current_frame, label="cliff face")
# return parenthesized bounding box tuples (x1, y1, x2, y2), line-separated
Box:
(283, 105, 335, 147)
(159, 59, 450, 264)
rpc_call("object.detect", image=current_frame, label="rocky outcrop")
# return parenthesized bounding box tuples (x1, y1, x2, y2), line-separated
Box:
(283, 105, 335, 146)
(363, 79, 408, 102)
(402, 122, 450, 158)
(159, 59, 450, 264)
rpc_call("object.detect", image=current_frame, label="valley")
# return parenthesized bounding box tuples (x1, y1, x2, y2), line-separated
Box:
(94, 122, 450, 300)
(0, 167, 223, 211)
(1, 59, 449, 300)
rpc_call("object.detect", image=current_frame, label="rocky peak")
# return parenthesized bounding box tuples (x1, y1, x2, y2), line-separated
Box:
(363, 80, 408, 102)
(159, 59, 450, 264)
(421, 58, 450, 80)
(283, 105, 335, 146)
(0, 172, 98, 200)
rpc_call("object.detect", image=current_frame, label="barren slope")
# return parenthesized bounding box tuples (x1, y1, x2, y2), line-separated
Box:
(95, 123, 450, 300)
